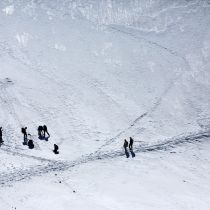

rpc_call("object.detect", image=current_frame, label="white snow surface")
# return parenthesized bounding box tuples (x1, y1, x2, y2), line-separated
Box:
(0, 0, 210, 209)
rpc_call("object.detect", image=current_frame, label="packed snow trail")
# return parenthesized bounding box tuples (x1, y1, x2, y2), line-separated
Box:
(0, 130, 209, 187)
(0, 144, 55, 163)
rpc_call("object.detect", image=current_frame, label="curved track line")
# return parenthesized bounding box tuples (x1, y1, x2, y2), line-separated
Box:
(97, 72, 183, 151)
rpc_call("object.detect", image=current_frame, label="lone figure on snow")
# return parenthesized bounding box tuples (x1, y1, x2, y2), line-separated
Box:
(21, 127, 28, 145)
(28, 139, 34, 149)
(53, 144, 59, 154)
(0, 127, 3, 143)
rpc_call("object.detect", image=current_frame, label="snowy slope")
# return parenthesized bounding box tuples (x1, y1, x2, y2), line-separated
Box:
(0, 0, 210, 209)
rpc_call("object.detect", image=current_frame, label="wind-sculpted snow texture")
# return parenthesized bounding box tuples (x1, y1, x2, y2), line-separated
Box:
(0, 0, 210, 209)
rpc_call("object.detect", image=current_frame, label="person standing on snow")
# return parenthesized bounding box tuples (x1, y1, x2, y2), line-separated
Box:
(129, 137, 134, 150)
(21, 127, 28, 144)
(123, 139, 129, 158)
(43, 125, 50, 139)
(0, 127, 3, 143)
(124, 139, 128, 151)
(38, 125, 44, 138)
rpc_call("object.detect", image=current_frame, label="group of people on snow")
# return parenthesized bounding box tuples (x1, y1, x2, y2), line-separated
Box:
(1, 125, 134, 157)
(21, 125, 59, 153)
(21, 125, 50, 143)
(38, 125, 50, 139)
(0, 125, 59, 154)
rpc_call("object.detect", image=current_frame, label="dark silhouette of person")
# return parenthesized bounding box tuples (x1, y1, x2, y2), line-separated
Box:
(0, 127, 3, 143)
(124, 139, 128, 150)
(38, 125, 44, 138)
(123, 139, 129, 158)
(129, 137, 135, 158)
(129, 137, 134, 150)
(28, 139, 34, 149)
(53, 144, 59, 154)
(22, 127, 28, 144)
(43, 125, 50, 139)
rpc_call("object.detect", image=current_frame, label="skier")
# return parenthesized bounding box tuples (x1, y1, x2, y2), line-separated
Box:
(43, 125, 50, 139)
(38, 125, 44, 138)
(0, 127, 3, 143)
(53, 144, 59, 154)
(123, 139, 129, 158)
(21, 127, 28, 145)
(129, 137, 134, 150)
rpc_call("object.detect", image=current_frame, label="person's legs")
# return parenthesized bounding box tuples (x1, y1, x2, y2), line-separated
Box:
(24, 133, 27, 141)
(124, 147, 129, 158)
(23, 133, 26, 145)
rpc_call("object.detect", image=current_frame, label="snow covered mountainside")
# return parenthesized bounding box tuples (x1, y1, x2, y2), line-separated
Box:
(0, 0, 210, 209)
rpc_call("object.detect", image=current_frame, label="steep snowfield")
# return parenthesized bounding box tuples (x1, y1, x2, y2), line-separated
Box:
(0, 0, 210, 209)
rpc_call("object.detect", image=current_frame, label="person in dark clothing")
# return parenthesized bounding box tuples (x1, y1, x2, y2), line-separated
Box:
(129, 137, 134, 150)
(123, 139, 129, 158)
(28, 139, 34, 149)
(43, 125, 50, 139)
(38, 125, 44, 138)
(0, 127, 3, 143)
(21, 127, 28, 145)
(123, 139, 128, 150)
(53, 144, 59, 154)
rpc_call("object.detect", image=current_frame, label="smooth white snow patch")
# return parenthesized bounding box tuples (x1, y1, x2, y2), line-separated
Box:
(2, 5, 14, 16)
(54, 43, 67, 52)
(15, 33, 31, 47)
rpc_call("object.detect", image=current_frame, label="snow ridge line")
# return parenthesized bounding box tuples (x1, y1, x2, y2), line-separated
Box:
(0, 130, 209, 187)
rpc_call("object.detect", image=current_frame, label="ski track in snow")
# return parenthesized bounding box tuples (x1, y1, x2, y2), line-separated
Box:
(0, 11, 209, 189)
(0, 129, 209, 187)
(93, 23, 191, 151)
(97, 72, 183, 151)
(108, 25, 185, 60)
(0, 24, 193, 153)
(108, 25, 193, 73)
(0, 78, 23, 147)
(0, 27, 207, 188)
